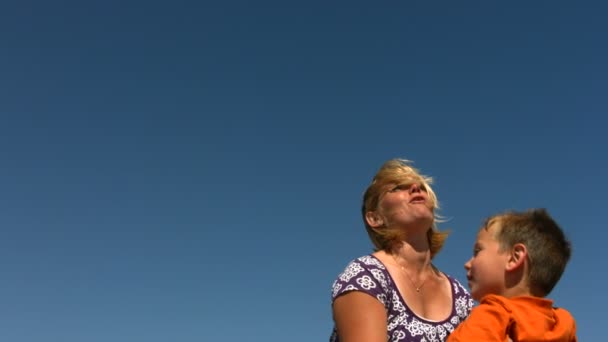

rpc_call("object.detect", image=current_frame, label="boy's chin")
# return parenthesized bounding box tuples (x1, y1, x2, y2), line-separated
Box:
(470, 288, 484, 302)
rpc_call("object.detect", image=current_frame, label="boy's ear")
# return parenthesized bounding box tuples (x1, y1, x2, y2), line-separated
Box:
(505, 243, 527, 271)
(365, 211, 384, 228)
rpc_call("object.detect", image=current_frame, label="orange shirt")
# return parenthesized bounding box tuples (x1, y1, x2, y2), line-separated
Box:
(447, 294, 577, 342)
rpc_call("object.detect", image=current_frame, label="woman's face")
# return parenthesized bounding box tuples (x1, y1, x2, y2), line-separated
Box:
(375, 181, 434, 229)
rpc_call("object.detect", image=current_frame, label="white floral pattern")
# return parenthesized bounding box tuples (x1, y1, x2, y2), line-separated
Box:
(330, 255, 474, 342)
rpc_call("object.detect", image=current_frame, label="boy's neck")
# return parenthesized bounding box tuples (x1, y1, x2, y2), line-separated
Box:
(501, 282, 534, 298)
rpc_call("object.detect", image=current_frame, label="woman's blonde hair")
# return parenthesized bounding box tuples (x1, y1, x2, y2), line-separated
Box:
(361, 159, 449, 257)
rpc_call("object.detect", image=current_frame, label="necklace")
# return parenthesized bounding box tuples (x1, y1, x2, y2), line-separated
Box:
(391, 255, 429, 292)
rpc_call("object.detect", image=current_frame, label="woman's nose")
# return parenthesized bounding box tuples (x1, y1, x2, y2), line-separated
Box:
(409, 183, 421, 193)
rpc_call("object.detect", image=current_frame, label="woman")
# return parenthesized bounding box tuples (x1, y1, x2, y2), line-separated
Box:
(330, 159, 473, 342)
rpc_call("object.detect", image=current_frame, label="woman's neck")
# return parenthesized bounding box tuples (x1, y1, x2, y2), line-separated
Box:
(387, 243, 432, 273)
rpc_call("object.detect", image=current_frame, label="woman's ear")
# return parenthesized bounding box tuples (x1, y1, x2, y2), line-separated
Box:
(365, 211, 384, 228)
(506, 243, 528, 271)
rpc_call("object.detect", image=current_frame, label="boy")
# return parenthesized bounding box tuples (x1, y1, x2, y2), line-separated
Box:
(447, 208, 577, 341)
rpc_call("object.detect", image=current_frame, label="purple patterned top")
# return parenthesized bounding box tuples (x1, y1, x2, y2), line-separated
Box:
(330, 255, 473, 342)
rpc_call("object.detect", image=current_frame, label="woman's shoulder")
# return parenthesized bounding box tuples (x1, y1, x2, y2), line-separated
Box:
(337, 254, 388, 272)
(354, 254, 387, 268)
(331, 254, 392, 299)
(335, 255, 388, 280)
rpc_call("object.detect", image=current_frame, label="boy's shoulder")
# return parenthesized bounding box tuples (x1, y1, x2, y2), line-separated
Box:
(553, 305, 576, 323)
(478, 294, 574, 319)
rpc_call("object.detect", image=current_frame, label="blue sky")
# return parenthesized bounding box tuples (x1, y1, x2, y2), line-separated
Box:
(1, 1, 606, 341)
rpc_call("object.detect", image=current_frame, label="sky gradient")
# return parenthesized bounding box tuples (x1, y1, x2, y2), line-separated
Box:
(1, 1, 606, 341)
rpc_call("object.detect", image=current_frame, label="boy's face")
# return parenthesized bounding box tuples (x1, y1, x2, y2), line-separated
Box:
(464, 223, 510, 301)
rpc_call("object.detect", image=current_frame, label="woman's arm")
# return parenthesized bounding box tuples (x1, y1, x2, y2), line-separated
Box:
(333, 291, 387, 342)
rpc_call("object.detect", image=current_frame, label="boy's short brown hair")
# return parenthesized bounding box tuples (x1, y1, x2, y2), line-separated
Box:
(484, 208, 571, 297)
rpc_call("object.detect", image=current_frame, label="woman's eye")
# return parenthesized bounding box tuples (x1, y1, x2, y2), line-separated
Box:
(390, 183, 427, 192)
(390, 184, 409, 192)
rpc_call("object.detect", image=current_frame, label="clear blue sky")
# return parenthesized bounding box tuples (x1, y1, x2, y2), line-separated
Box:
(1, 1, 606, 341)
